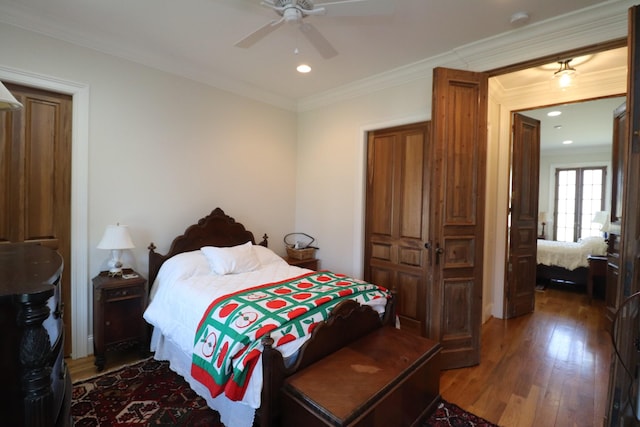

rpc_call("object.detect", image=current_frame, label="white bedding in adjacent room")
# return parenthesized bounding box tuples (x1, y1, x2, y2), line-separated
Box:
(143, 245, 387, 427)
(536, 236, 607, 270)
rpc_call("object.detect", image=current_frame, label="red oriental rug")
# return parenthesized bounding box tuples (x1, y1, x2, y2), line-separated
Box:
(71, 358, 499, 427)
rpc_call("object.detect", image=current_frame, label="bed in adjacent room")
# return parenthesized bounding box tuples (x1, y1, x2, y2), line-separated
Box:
(143, 208, 395, 427)
(536, 236, 608, 288)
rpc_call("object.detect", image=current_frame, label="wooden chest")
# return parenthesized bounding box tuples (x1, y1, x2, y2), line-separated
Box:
(281, 326, 441, 427)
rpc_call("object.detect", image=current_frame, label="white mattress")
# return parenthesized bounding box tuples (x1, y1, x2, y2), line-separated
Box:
(537, 236, 607, 270)
(143, 245, 387, 427)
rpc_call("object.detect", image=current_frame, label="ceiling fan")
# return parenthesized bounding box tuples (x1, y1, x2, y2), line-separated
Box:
(234, 0, 393, 59)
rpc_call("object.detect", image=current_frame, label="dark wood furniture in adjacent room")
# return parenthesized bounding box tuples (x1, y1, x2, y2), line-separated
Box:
(92, 269, 148, 371)
(587, 255, 607, 303)
(0, 243, 72, 427)
(281, 326, 441, 427)
(284, 256, 319, 270)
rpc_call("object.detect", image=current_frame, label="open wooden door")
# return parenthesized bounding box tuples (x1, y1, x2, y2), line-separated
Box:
(429, 67, 487, 369)
(605, 5, 640, 426)
(505, 113, 540, 318)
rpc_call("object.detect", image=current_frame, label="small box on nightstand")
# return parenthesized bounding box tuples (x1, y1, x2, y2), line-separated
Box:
(92, 269, 148, 371)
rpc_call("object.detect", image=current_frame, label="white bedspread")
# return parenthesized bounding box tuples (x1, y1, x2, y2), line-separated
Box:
(143, 246, 387, 427)
(536, 236, 607, 270)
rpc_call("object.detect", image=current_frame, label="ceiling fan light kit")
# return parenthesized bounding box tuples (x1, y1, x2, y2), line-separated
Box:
(235, 0, 393, 60)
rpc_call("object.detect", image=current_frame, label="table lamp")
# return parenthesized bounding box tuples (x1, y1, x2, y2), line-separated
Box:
(538, 212, 547, 238)
(97, 224, 135, 276)
(0, 80, 23, 110)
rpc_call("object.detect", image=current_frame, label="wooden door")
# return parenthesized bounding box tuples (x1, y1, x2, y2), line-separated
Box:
(0, 83, 72, 355)
(364, 122, 430, 336)
(429, 67, 487, 369)
(605, 6, 640, 426)
(505, 113, 540, 318)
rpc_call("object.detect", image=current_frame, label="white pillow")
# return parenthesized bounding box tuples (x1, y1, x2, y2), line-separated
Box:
(253, 245, 287, 267)
(201, 241, 261, 275)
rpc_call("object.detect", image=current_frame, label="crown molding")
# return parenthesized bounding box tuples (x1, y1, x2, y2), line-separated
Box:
(298, 0, 633, 112)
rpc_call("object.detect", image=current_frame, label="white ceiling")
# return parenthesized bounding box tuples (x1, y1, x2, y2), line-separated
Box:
(0, 0, 614, 105)
(494, 46, 628, 152)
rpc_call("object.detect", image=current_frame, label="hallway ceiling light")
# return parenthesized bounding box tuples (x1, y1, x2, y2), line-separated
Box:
(562, 140, 573, 145)
(547, 111, 562, 117)
(553, 59, 578, 90)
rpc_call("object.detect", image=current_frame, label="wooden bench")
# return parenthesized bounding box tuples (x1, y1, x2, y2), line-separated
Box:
(280, 326, 441, 427)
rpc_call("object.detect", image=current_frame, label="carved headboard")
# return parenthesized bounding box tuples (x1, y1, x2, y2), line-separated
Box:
(147, 207, 268, 286)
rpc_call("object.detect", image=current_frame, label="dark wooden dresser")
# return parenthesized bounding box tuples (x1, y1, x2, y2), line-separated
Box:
(0, 243, 72, 427)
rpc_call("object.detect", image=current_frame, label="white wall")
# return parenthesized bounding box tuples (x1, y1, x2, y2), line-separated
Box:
(295, 2, 630, 322)
(0, 1, 632, 356)
(0, 23, 297, 357)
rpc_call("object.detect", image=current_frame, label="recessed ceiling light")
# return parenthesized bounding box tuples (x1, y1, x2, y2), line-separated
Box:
(547, 111, 562, 117)
(297, 64, 311, 73)
(554, 125, 562, 129)
(562, 140, 573, 145)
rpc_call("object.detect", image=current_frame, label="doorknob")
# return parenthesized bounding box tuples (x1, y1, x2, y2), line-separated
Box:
(435, 243, 443, 265)
(424, 242, 431, 250)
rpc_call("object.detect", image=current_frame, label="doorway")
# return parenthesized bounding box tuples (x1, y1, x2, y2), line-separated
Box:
(0, 67, 90, 359)
(486, 44, 627, 319)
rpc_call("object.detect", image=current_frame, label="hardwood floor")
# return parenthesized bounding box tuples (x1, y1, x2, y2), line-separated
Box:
(68, 287, 612, 426)
(440, 287, 612, 427)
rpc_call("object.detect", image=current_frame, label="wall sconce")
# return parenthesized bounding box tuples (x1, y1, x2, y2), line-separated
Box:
(97, 224, 135, 276)
(0, 80, 23, 111)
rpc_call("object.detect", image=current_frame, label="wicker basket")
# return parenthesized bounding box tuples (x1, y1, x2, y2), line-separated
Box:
(286, 246, 316, 260)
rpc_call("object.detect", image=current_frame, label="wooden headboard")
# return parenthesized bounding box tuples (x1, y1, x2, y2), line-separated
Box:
(148, 207, 268, 286)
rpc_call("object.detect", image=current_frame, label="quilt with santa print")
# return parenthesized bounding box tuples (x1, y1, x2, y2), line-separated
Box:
(191, 271, 390, 402)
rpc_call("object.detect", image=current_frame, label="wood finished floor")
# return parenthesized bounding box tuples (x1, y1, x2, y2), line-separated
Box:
(67, 287, 612, 426)
(440, 287, 612, 427)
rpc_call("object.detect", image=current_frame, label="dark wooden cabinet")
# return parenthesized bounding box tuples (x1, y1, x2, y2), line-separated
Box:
(0, 243, 72, 427)
(93, 270, 148, 371)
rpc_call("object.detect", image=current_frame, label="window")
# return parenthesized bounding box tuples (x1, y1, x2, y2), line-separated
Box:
(554, 167, 606, 242)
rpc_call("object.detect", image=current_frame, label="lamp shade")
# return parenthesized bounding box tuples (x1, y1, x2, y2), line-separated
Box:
(538, 212, 547, 223)
(97, 224, 135, 250)
(592, 211, 609, 226)
(0, 81, 23, 111)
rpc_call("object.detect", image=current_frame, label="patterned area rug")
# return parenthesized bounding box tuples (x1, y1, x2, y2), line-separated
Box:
(72, 357, 499, 427)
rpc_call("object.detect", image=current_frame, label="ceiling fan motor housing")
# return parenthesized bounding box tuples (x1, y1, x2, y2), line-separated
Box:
(275, 0, 315, 11)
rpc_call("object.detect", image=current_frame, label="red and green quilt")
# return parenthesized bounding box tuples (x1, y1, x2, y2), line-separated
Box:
(190, 271, 389, 402)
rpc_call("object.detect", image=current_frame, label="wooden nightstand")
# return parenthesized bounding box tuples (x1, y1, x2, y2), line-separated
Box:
(284, 257, 319, 270)
(93, 269, 148, 371)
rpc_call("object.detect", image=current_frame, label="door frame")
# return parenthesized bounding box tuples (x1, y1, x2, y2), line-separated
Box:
(0, 65, 91, 358)
(485, 40, 628, 318)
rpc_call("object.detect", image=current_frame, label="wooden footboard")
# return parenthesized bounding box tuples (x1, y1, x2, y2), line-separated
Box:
(259, 295, 396, 427)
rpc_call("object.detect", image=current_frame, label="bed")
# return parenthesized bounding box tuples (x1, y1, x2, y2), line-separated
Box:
(536, 236, 608, 287)
(143, 208, 395, 427)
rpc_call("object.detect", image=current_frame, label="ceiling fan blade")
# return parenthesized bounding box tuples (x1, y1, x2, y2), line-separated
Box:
(234, 18, 285, 48)
(299, 22, 338, 59)
(313, 0, 394, 17)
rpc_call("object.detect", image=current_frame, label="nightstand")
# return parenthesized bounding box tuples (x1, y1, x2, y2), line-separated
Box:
(284, 256, 319, 271)
(93, 269, 148, 371)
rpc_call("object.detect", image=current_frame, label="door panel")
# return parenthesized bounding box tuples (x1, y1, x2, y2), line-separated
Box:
(605, 6, 640, 426)
(506, 113, 540, 318)
(0, 83, 72, 355)
(364, 122, 430, 336)
(430, 67, 487, 369)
